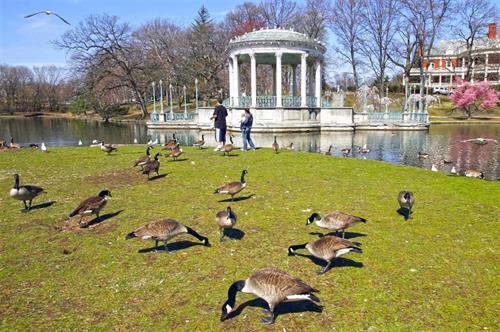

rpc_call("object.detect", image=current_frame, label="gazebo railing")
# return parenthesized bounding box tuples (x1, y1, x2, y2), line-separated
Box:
(256, 95, 276, 108)
(307, 96, 317, 107)
(282, 96, 301, 107)
(367, 112, 403, 122)
(166, 112, 197, 121)
(238, 96, 252, 107)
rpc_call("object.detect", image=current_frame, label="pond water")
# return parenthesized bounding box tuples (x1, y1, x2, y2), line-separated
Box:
(1, 117, 499, 180)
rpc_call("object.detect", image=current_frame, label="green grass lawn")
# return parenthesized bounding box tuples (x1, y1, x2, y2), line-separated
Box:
(0, 146, 498, 331)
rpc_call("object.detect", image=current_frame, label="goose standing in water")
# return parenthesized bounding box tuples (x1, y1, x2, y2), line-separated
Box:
(133, 146, 152, 170)
(193, 134, 205, 149)
(272, 136, 279, 153)
(69, 190, 111, 227)
(10, 174, 45, 211)
(341, 148, 350, 157)
(397, 191, 414, 219)
(418, 151, 429, 159)
(216, 206, 237, 242)
(125, 219, 210, 252)
(307, 211, 367, 238)
(288, 235, 363, 274)
(220, 268, 320, 325)
(214, 169, 247, 201)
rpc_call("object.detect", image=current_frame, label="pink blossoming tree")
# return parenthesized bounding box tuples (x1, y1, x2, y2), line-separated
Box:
(449, 80, 500, 118)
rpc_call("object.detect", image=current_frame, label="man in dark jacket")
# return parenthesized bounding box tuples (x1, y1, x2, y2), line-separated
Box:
(210, 98, 228, 151)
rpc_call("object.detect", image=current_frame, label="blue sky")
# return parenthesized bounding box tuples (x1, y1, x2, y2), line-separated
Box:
(0, 0, 252, 67)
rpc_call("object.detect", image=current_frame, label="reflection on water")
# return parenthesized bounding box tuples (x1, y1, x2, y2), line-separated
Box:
(1, 117, 499, 180)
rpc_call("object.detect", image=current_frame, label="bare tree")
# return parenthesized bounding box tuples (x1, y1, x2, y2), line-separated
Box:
(453, 0, 499, 80)
(260, 0, 299, 28)
(330, 0, 364, 88)
(0, 65, 33, 112)
(56, 14, 149, 118)
(360, 0, 399, 98)
(225, 2, 267, 37)
(297, 0, 330, 40)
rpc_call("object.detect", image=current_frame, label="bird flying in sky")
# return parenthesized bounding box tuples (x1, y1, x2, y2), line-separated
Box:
(24, 11, 71, 25)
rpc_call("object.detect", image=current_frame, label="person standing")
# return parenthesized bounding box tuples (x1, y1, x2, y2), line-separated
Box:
(240, 108, 255, 151)
(210, 98, 228, 151)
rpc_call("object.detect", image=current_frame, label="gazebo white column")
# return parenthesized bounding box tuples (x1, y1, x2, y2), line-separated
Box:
(228, 59, 233, 105)
(276, 52, 282, 107)
(315, 60, 322, 107)
(300, 53, 308, 107)
(250, 52, 257, 107)
(232, 55, 239, 106)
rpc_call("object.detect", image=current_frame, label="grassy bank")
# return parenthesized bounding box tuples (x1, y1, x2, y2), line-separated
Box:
(0, 146, 498, 331)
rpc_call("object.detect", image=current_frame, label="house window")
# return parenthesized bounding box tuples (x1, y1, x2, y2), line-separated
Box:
(487, 73, 499, 81)
(488, 54, 500, 64)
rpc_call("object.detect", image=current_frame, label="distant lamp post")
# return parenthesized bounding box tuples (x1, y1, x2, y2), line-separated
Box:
(183, 85, 187, 114)
(195, 78, 199, 112)
(152, 82, 156, 113)
(385, 87, 389, 113)
(169, 83, 173, 117)
(159, 80, 164, 114)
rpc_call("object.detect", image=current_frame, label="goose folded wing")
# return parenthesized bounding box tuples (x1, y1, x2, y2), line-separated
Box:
(22, 185, 44, 194)
(71, 196, 103, 215)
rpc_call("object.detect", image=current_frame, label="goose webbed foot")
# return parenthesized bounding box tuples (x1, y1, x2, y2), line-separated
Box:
(316, 261, 332, 275)
(260, 315, 275, 325)
(261, 308, 272, 314)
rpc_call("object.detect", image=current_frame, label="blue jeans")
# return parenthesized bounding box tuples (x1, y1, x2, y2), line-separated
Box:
(241, 127, 255, 150)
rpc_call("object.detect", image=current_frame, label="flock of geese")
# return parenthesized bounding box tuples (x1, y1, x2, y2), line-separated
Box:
(4, 130, 488, 325)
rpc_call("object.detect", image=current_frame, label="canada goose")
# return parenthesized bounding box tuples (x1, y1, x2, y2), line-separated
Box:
(69, 189, 111, 227)
(341, 148, 350, 157)
(288, 235, 363, 274)
(220, 268, 320, 325)
(360, 144, 370, 153)
(464, 169, 484, 179)
(442, 159, 452, 164)
(397, 191, 414, 218)
(125, 218, 210, 252)
(9, 137, 20, 149)
(10, 174, 45, 211)
(0, 140, 6, 150)
(133, 146, 152, 170)
(100, 142, 117, 154)
(41, 142, 47, 152)
(29, 143, 39, 148)
(222, 136, 234, 156)
(325, 145, 333, 156)
(216, 206, 237, 242)
(167, 144, 183, 161)
(306, 211, 367, 238)
(163, 133, 177, 150)
(286, 142, 294, 151)
(431, 164, 438, 172)
(418, 151, 428, 159)
(450, 166, 457, 175)
(78, 140, 83, 146)
(193, 134, 205, 148)
(143, 153, 161, 179)
(214, 169, 247, 201)
(272, 136, 279, 153)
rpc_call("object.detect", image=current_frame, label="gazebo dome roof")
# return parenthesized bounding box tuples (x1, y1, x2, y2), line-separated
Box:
(228, 28, 326, 53)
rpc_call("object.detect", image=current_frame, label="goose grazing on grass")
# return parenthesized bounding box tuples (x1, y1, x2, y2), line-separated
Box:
(272, 136, 279, 153)
(78, 140, 83, 146)
(220, 268, 320, 325)
(193, 134, 205, 148)
(325, 145, 333, 156)
(464, 169, 484, 179)
(418, 151, 429, 159)
(163, 133, 177, 150)
(341, 148, 350, 157)
(286, 142, 294, 151)
(10, 174, 45, 211)
(307, 211, 367, 238)
(216, 206, 237, 242)
(397, 191, 414, 219)
(41, 142, 47, 152)
(450, 166, 457, 175)
(214, 169, 247, 201)
(69, 190, 111, 227)
(125, 219, 210, 252)
(9, 137, 20, 149)
(143, 153, 161, 179)
(431, 164, 438, 172)
(100, 142, 117, 154)
(222, 136, 234, 156)
(133, 146, 152, 170)
(167, 144, 183, 161)
(288, 235, 363, 274)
